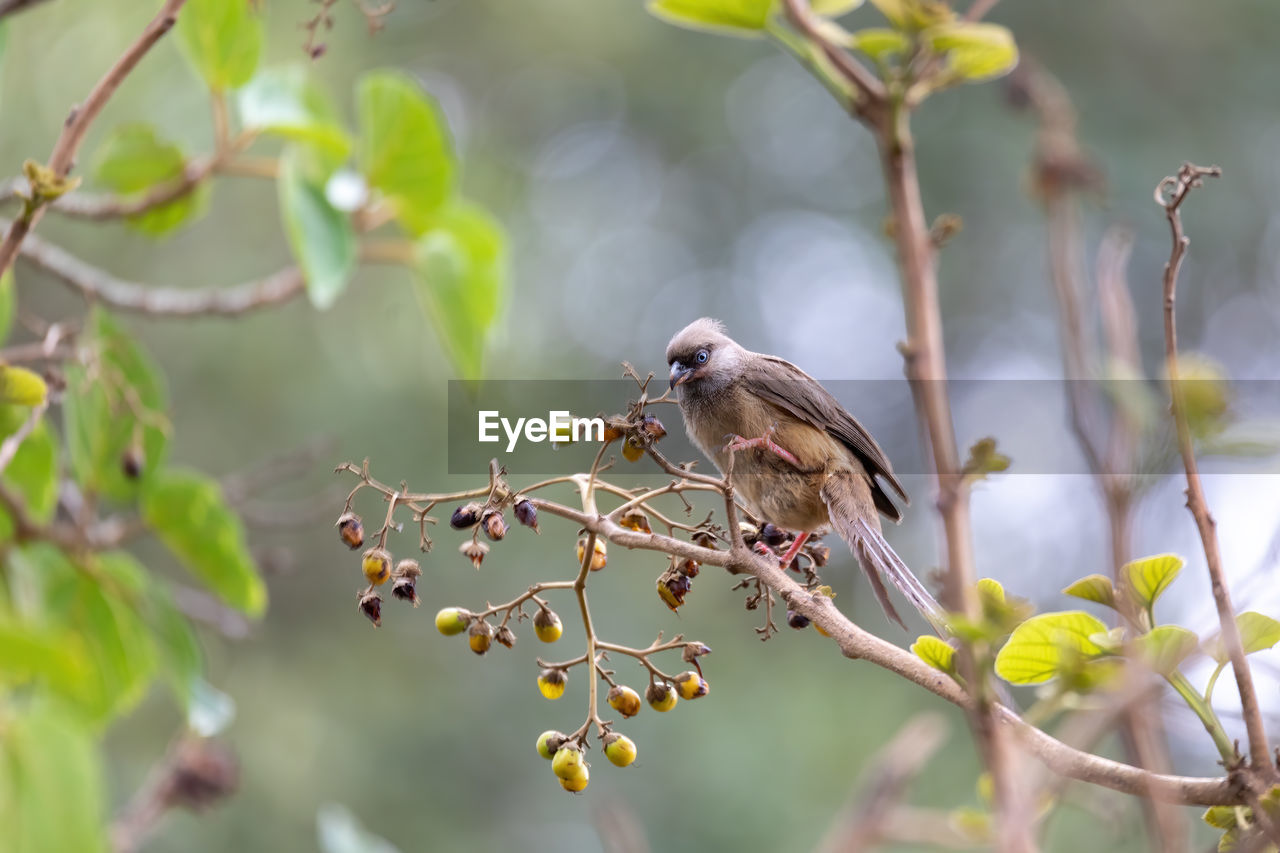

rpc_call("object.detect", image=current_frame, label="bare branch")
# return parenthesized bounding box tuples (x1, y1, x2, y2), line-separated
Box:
(1157, 162, 1274, 777)
(7, 221, 304, 316)
(0, 0, 189, 278)
(0, 0, 53, 21)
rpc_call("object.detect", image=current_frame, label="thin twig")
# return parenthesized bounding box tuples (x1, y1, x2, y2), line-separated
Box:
(0, 0, 189, 278)
(1157, 163, 1273, 777)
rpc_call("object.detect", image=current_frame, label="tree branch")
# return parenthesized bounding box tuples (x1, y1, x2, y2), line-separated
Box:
(1157, 162, 1274, 777)
(0, 0, 188, 279)
(5, 223, 305, 316)
(0, 0, 53, 20)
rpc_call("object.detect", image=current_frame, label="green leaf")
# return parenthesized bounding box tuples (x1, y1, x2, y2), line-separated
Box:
(0, 411, 58, 543)
(92, 123, 208, 235)
(994, 610, 1109, 685)
(1134, 625, 1198, 676)
(925, 21, 1019, 82)
(0, 267, 14, 345)
(812, 0, 864, 14)
(1063, 574, 1117, 609)
(869, 0, 954, 30)
(1121, 553, 1184, 611)
(962, 436, 1010, 482)
(278, 147, 357, 310)
(413, 200, 506, 380)
(177, 0, 263, 91)
(1, 705, 108, 853)
(851, 27, 910, 59)
(357, 71, 456, 235)
(98, 550, 204, 707)
(1206, 612, 1280, 665)
(142, 468, 266, 617)
(63, 309, 168, 502)
(7, 545, 157, 720)
(0, 618, 91, 701)
(238, 65, 352, 158)
(646, 0, 772, 38)
(1203, 805, 1240, 831)
(911, 634, 956, 675)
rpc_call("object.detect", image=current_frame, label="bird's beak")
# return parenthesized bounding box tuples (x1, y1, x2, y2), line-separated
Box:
(669, 361, 692, 390)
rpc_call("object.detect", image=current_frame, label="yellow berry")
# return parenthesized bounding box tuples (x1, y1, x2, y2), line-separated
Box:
(435, 607, 470, 636)
(674, 670, 709, 700)
(645, 682, 677, 712)
(603, 733, 637, 768)
(536, 730, 566, 760)
(576, 537, 607, 572)
(469, 621, 494, 655)
(559, 771, 589, 793)
(538, 668, 567, 700)
(607, 685, 642, 718)
(552, 744, 587, 781)
(621, 436, 644, 462)
(533, 608, 563, 643)
(0, 365, 47, 406)
(361, 547, 392, 585)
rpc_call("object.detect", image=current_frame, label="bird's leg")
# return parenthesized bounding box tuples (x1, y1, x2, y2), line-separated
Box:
(724, 425, 801, 468)
(776, 531, 810, 571)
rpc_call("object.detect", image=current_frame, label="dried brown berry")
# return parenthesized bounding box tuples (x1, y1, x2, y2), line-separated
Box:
(514, 499, 539, 532)
(358, 590, 382, 627)
(657, 569, 692, 611)
(450, 503, 482, 530)
(677, 557, 700, 578)
(692, 531, 718, 550)
(336, 512, 364, 549)
(760, 523, 787, 547)
(121, 446, 145, 480)
(806, 541, 830, 568)
(602, 422, 625, 443)
(495, 625, 517, 649)
(481, 509, 507, 541)
(619, 509, 652, 534)
(391, 576, 419, 606)
(460, 540, 489, 569)
(640, 414, 667, 441)
(682, 642, 712, 664)
(786, 609, 810, 630)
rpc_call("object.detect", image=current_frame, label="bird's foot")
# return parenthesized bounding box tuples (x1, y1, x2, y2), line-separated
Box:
(776, 531, 810, 571)
(751, 541, 779, 564)
(724, 425, 801, 468)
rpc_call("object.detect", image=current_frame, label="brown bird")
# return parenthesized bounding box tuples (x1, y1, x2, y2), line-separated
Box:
(665, 317, 944, 630)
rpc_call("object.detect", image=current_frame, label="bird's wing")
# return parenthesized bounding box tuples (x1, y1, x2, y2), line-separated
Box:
(741, 354, 909, 508)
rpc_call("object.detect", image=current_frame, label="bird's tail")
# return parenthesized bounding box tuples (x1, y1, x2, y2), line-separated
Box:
(821, 472, 948, 634)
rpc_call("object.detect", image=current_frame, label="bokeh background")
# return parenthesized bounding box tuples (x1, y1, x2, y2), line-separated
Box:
(4, 0, 1280, 849)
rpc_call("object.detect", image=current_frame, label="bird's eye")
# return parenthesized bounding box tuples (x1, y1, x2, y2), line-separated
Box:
(695, 349, 709, 364)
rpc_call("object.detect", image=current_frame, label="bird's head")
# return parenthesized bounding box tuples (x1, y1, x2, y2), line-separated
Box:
(665, 318, 742, 394)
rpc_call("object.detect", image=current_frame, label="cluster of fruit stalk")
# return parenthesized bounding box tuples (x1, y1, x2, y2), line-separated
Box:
(331, 386, 833, 792)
